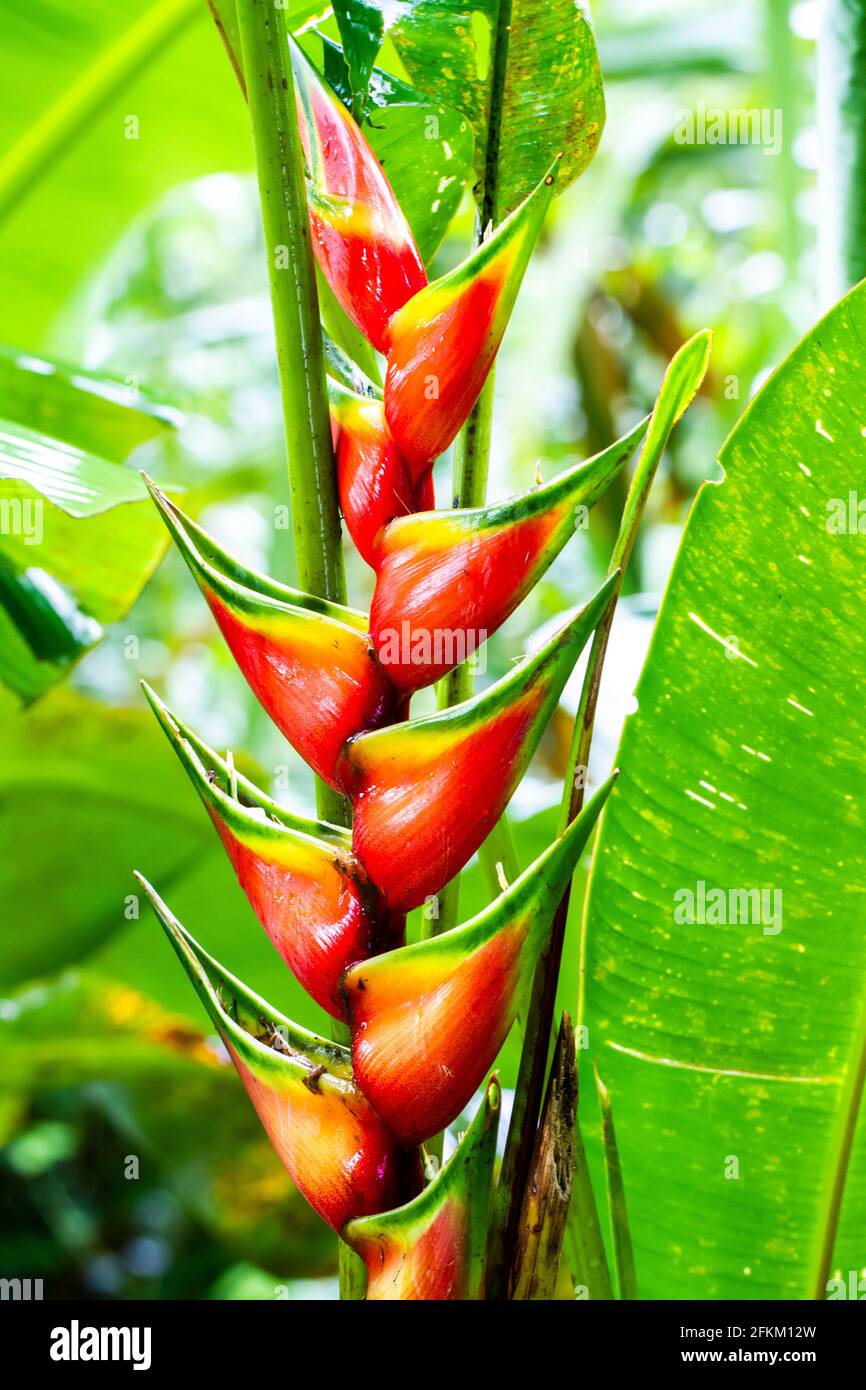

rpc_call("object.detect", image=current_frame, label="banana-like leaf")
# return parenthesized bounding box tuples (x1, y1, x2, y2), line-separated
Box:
(0, 423, 173, 622)
(0, 688, 217, 989)
(137, 876, 420, 1231)
(341, 579, 616, 912)
(384, 0, 605, 217)
(0, 349, 180, 700)
(344, 1078, 501, 1299)
(344, 780, 614, 1145)
(143, 683, 402, 1019)
(370, 417, 648, 693)
(582, 278, 866, 1299)
(0, 344, 179, 457)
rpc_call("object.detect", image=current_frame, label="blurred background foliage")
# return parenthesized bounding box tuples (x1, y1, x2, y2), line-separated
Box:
(0, 0, 824, 1297)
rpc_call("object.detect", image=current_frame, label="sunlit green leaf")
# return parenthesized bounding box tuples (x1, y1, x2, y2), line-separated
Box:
(582, 278, 866, 1299)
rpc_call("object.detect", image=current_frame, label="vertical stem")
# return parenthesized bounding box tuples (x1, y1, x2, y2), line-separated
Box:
(818, 0, 866, 302)
(765, 0, 799, 286)
(236, 0, 360, 1294)
(236, 0, 346, 607)
(235, 0, 349, 830)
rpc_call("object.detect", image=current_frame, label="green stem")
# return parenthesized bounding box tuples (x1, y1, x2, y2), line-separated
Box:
(596, 1066, 637, 1299)
(235, 0, 349, 832)
(236, 0, 359, 1295)
(765, 0, 799, 284)
(818, 0, 866, 300)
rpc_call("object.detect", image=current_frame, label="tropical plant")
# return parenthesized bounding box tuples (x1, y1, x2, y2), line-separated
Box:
(117, 0, 712, 1300)
(3, 0, 865, 1305)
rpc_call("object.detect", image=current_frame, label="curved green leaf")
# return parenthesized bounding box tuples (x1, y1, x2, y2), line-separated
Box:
(582, 279, 866, 1299)
(0, 344, 179, 458)
(0, 691, 210, 989)
(0, 420, 173, 624)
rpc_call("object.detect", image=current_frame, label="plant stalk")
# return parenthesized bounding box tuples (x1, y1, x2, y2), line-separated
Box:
(236, 0, 360, 1296)
(235, 0, 349, 831)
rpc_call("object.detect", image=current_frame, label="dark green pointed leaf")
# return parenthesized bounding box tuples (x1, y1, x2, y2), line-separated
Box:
(332, 0, 384, 116)
(582, 279, 866, 1299)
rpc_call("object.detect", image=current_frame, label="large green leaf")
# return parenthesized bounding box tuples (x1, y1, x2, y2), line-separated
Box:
(384, 0, 605, 216)
(581, 279, 866, 1299)
(0, 690, 209, 988)
(0, 684, 332, 1029)
(0, 344, 178, 457)
(0, 349, 180, 700)
(0, 419, 173, 623)
(0, 0, 257, 347)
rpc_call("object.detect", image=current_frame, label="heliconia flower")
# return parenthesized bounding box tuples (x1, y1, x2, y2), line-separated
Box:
(143, 478, 396, 790)
(290, 39, 427, 355)
(142, 683, 403, 1019)
(343, 780, 615, 1146)
(329, 378, 435, 570)
(338, 575, 616, 912)
(135, 875, 420, 1230)
(370, 419, 648, 694)
(384, 165, 558, 476)
(344, 1078, 501, 1300)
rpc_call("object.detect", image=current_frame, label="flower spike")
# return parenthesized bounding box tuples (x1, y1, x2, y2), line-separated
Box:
(329, 378, 435, 570)
(142, 684, 403, 1018)
(343, 780, 615, 1146)
(370, 419, 648, 694)
(143, 478, 396, 789)
(344, 1078, 501, 1300)
(135, 875, 420, 1230)
(339, 575, 617, 912)
(290, 39, 427, 355)
(384, 165, 559, 475)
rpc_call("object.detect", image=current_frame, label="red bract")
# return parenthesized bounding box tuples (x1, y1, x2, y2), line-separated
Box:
(143, 685, 402, 1019)
(339, 578, 616, 912)
(136, 877, 420, 1230)
(370, 419, 648, 694)
(383, 166, 558, 475)
(290, 39, 427, 354)
(329, 378, 435, 569)
(144, 479, 396, 790)
(344, 1079, 500, 1300)
(342, 781, 614, 1146)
